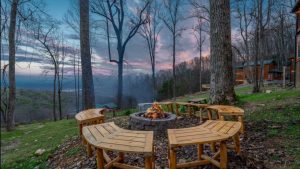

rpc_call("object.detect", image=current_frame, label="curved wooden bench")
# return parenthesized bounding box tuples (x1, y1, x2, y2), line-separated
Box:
(75, 108, 106, 136)
(82, 122, 154, 169)
(158, 101, 174, 113)
(175, 102, 209, 117)
(207, 105, 245, 133)
(168, 120, 241, 169)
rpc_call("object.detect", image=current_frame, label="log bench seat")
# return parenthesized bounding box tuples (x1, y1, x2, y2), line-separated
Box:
(207, 105, 245, 133)
(75, 108, 106, 136)
(82, 122, 154, 169)
(167, 120, 241, 169)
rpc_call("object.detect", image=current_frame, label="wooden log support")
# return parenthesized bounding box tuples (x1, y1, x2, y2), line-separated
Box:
(104, 151, 112, 163)
(233, 134, 241, 154)
(169, 148, 177, 169)
(145, 156, 152, 169)
(210, 142, 216, 152)
(96, 148, 104, 169)
(220, 141, 228, 169)
(207, 109, 213, 120)
(119, 152, 124, 163)
(198, 144, 203, 160)
(87, 143, 93, 157)
(105, 156, 122, 169)
(175, 104, 180, 116)
(238, 116, 244, 133)
(220, 115, 225, 121)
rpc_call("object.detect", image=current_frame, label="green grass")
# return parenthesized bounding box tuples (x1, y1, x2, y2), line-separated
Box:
(238, 88, 300, 103)
(0, 109, 133, 169)
(1, 119, 78, 169)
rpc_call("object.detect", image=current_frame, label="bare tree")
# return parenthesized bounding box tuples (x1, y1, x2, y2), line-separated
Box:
(160, 0, 184, 101)
(64, 1, 81, 112)
(7, 0, 19, 130)
(139, 0, 162, 100)
(233, 0, 254, 83)
(91, 0, 149, 108)
(33, 19, 62, 121)
(252, 0, 273, 93)
(0, 0, 9, 124)
(209, 0, 236, 104)
(80, 0, 95, 109)
(57, 35, 66, 119)
(193, 18, 206, 92)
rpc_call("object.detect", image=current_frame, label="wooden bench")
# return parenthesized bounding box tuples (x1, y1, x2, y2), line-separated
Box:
(158, 101, 174, 113)
(175, 102, 208, 117)
(75, 108, 106, 136)
(82, 122, 154, 169)
(207, 105, 245, 133)
(168, 120, 241, 169)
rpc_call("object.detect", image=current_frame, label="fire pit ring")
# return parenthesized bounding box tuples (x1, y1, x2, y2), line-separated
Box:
(129, 112, 177, 134)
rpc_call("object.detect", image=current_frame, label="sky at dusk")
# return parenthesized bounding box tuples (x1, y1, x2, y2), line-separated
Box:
(1, 0, 211, 77)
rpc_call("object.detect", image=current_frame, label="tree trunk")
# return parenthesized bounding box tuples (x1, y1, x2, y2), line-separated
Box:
(209, 0, 236, 104)
(117, 60, 123, 109)
(73, 55, 79, 113)
(172, 32, 176, 101)
(151, 59, 156, 100)
(80, 0, 95, 110)
(58, 71, 62, 120)
(199, 26, 202, 92)
(7, 0, 18, 131)
(53, 70, 57, 121)
(199, 46, 202, 92)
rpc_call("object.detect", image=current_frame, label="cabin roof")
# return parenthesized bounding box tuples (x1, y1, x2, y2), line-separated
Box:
(235, 59, 276, 69)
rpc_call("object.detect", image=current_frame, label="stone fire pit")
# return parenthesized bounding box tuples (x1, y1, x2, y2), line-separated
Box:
(129, 112, 176, 134)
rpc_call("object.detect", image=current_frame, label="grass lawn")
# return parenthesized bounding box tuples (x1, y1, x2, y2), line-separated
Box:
(0, 109, 136, 169)
(1, 85, 300, 168)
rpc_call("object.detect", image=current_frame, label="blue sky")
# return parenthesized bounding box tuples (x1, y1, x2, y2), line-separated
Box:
(1, 0, 211, 76)
(45, 0, 70, 20)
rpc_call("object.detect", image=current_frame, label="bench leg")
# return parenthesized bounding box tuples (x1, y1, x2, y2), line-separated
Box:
(208, 110, 212, 120)
(96, 148, 104, 169)
(233, 134, 241, 154)
(175, 104, 180, 116)
(210, 143, 216, 153)
(119, 152, 124, 163)
(198, 144, 203, 160)
(169, 148, 177, 169)
(238, 116, 244, 133)
(87, 143, 93, 157)
(220, 141, 227, 169)
(220, 115, 225, 121)
(145, 156, 152, 169)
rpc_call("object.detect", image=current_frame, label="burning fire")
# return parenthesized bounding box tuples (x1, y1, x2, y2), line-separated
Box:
(144, 102, 166, 119)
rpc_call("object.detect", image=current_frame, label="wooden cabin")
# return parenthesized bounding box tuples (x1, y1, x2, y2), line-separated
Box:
(235, 59, 283, 85)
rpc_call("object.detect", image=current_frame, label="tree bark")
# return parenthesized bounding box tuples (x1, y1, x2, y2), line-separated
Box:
(209, 0, 236, 104)
(53, 70, 57, 121)
(117, 60, 123, 109)
(80, 0, 95, 110)
(7, 0, 19, 131)
(199, 25, 202, 92)
(172, 32, 176, 101)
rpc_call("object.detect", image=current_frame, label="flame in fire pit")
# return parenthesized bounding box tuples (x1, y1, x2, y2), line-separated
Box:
(144, 102, 166, 119)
